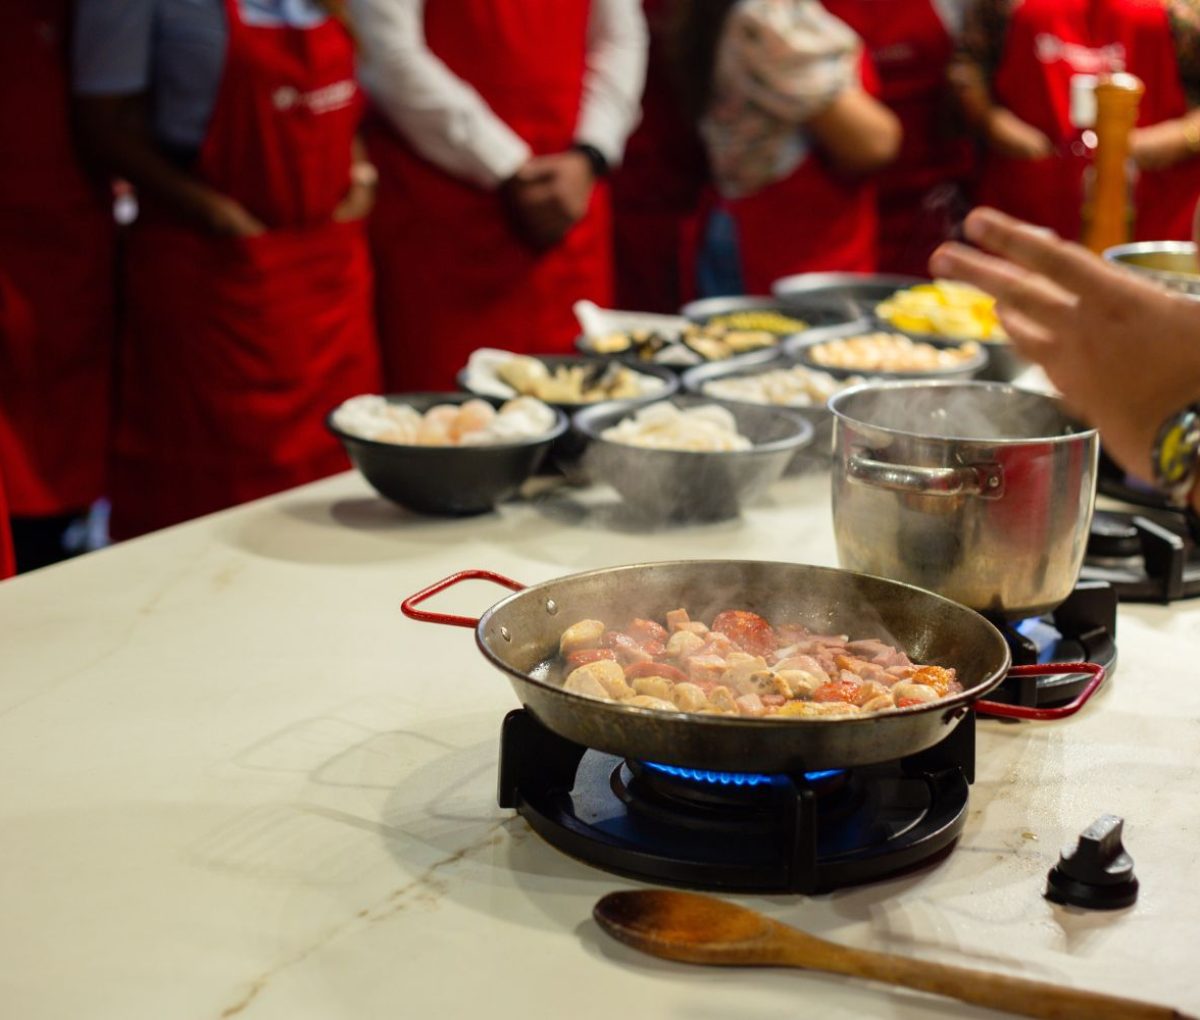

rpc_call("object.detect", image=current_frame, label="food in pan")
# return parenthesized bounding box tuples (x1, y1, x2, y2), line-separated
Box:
(599, 402, 752, 452)
(554, 608, 962, 717)
(700, 364, 862, 408)
(806, 332, 982, 373)
(876, 280, 1008, 341)
(704, 310, 808, 334)
(332, 395, 556, 446)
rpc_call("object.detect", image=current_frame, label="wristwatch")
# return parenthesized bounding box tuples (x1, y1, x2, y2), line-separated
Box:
(571, 141, 611, 178)
(1151, 402, 1200, 507)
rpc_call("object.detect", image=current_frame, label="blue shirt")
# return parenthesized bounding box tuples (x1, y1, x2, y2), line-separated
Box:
(73, 0, 329, 152)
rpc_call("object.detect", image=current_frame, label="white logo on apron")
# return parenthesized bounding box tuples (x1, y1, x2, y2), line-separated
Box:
(272, 80, 357, 114)
(1034, 33, 1125, 75)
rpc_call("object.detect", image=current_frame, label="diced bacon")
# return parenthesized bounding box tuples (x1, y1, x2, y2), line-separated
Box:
(686, 655, 729, 686)
(845, 639, 896, 660)
(700, 632, 735, 657)
(773, 654, 830, 683)
(602, 631, 653, 664)
(665, 609, 691, 632)
(774, 624, 811, 645)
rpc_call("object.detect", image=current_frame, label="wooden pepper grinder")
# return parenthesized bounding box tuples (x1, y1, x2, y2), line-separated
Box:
(1082, 72, 1144, 253)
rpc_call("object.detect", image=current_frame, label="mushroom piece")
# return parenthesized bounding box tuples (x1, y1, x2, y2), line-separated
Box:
(775, 669, 823, 700)
(563, 659, 626, 701)
(666, 629, 705, 659)
(632, 675, 676, 702)
(623, 695, 679, 712)
(891, 681, 941, 704)
(671, 682, 709, 712)
(559, 619, 606, 655)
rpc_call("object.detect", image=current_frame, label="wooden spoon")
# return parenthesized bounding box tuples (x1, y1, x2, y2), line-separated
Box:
(593, 889, 1194, 1020)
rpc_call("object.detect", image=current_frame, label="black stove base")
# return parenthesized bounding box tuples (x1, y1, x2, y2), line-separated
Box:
(498, 709, 973, 894)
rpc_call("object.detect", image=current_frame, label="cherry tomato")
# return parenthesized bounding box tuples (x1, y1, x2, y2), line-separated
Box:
(812, 680, 861, 703)
(623, 661, 689, 684)
(565, 648, 617, 670)
(628, 618, 668, 645)
(711, 610, 776, 657)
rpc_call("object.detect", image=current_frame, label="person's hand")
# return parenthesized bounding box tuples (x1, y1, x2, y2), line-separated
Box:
(504, 151, 596, 250)
(332, 178, 376, 223)
(983, 108, 1055, 160)
(929, 207, 1200, 488)
(1131, 119, 1188, 171)
(200, 191, 266, 237)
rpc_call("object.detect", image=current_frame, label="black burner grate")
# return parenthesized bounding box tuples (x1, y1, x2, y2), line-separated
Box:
(498, 708, 974, 894)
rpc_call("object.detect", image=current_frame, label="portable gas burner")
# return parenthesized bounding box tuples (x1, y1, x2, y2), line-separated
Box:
(972, 581, 1116, 719)
(1089, 455, 1200, 602)
(498, 708, 974, 894)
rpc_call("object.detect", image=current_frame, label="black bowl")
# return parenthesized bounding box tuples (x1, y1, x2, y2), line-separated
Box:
(572, 395, 814, 522)
(680, 293, 854, 331)
(457, 354, 679, 474)
(326, 393, 567, 515)
(783, 320, 987, 381)
(680, 353, 848, 468)
(769, 272, 928, 320)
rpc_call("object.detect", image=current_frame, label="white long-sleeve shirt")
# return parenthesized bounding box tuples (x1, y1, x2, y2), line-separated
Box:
(353, 0, 648, 189)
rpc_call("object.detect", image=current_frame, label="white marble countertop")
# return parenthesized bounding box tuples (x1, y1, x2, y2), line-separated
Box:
(2, 469, 1199, 1019)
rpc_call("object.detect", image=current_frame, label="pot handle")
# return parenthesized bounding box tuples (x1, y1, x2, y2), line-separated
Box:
(974, 662, 1106, 720)
(402, 569, 527, 628)
(847, 453, 1004, 498)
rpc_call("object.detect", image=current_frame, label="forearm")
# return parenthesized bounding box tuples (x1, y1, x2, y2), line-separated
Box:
(806, 88, 902, 176)
(354, 0, 529, 189)
(946, 55, 994, 135)
(575, 0, 648, 166)
(74, 94, 218, 227)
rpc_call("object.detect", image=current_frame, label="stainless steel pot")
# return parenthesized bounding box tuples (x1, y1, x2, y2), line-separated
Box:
(829, 381, 1099, 619)
(403, 560, 1013, 773)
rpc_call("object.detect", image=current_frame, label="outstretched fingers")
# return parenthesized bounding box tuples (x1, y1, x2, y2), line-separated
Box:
(960, 207, 1109, 294)
(929, 238, 1075, 344)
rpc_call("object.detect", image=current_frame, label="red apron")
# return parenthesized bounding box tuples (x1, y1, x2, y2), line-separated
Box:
(366, 0, 613, 391)
(720, 56, 881, 295)
(0, 0, 114, 518)
(610, 0, 708, 312)
(827, 0, 975, 275)
(981, 0, 1199, 241)
(110, 0, 380, 540)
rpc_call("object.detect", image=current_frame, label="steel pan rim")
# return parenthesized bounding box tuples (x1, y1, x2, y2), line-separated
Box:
(472, 559, 1012, 733)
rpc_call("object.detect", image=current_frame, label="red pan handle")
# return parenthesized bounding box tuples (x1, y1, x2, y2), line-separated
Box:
(975, 662, 1106, 720)
(401, 569, 527, 628)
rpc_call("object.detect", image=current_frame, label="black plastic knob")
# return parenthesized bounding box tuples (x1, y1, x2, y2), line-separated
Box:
(1045, 814, 1138, 910)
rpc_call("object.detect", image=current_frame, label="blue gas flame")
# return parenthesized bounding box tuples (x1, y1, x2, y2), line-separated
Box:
(643, 762, 843, 786)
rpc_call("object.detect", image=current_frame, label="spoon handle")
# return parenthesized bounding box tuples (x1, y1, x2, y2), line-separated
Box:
(779, 932, 1190, 1020)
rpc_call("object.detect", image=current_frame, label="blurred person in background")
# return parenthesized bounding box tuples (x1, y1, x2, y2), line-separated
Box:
(673, 0, 902, 297)
(354, 0, 648, 391)
(951, 0, 1200, 242)
(827, 0, 975, 276)
(0, 0, 115, 572)
(932, 204, 1200, 513)
(73, 0, 381, 540)
(610, 0, 709, 312)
